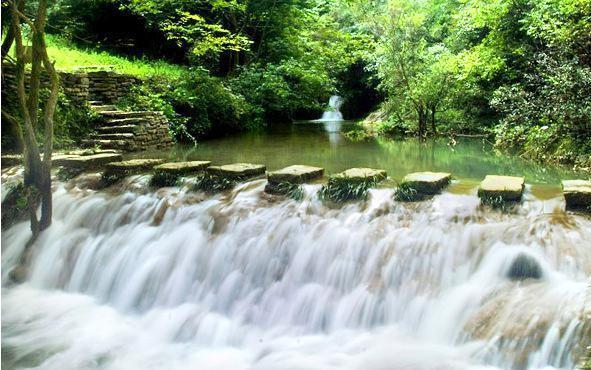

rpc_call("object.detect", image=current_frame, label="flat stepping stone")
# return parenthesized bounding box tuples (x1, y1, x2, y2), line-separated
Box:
(267, 165, 324, 184)
(332, 168, 387, 183)
(54, 153, 123, 169)
(401, 172, 451, 194)
(1, 154, 22, 167)
(562, 180, 591, 210)
(478, 175, 525, 202)
(206, 163, 266, 179)
(64, 149, 121, 156)
(265, 165, 324, 195)
(154, 161, 211, 176)
(105, 159, 165, 174)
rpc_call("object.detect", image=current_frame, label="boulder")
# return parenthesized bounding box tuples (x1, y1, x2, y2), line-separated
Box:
(154, 161, 212, 176)
(206, 163, 266, 179)
(507, 254, 542, 281)
(562, 179, 591, 210)
(478, 175, 525, 202)
(401, 171, 451, 195)
(267, 165, 324, 184)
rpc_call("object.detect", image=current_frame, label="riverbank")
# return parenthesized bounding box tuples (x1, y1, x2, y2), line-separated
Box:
(355, 109, 591, 173)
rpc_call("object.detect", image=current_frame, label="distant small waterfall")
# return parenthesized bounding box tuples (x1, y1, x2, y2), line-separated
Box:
(317, 95, 344, 121)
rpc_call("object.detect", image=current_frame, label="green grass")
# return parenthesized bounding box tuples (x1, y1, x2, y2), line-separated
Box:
(42, 35, 186, 80)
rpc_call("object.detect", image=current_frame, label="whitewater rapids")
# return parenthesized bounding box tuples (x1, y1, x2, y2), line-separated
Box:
(2, 173, 590, 370)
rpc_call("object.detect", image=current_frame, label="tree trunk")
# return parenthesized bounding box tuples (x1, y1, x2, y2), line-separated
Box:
(430, 106, 436, 135)
(417, 106, 427, 139)
(4, 0, 58, 267)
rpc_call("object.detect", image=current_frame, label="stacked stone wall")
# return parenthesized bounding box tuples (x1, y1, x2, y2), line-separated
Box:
(1, 64, 139, 103)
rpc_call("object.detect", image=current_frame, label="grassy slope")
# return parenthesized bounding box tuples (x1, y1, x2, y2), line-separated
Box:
(44, 34, 185, 79)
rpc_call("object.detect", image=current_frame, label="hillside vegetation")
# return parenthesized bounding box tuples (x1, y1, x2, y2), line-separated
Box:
(2, 0, 590, 168)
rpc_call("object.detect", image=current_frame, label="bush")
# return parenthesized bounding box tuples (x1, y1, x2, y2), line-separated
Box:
(229, 61, 332, 121)
(52, 92, 101, 149)
(492, 52, 591, 167)
(117, 70, 263, 142)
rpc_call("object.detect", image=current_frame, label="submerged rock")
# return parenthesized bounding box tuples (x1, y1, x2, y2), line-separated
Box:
(507, 254, 542, 281)
(562, 179, 591, 211)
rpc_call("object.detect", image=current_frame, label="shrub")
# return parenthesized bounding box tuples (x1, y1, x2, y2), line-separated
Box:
(117, 70, 263, 143)
(492, 52, 591, 167)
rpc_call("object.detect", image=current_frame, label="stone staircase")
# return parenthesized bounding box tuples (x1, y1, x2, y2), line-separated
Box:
(83, 101, 173, 152)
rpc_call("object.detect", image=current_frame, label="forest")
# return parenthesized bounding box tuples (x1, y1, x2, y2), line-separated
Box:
(1, 0, 590, 168)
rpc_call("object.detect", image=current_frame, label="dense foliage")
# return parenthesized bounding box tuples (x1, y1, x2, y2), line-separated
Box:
(354, 0, 591, 166)
(4, 0, 590, 166)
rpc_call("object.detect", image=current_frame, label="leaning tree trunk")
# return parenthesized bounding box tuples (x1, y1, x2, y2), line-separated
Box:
(4, 0, 58, 250)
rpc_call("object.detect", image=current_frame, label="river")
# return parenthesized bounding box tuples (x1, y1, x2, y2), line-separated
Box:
(2, 123, 590, 370)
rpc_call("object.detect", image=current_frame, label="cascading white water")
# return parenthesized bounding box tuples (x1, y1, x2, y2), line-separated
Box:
(2, 173, 590, 370)
(317, 95, 344, 122)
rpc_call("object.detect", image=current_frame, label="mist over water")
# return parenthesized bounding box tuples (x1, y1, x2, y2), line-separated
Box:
(2, 172, 590, 370)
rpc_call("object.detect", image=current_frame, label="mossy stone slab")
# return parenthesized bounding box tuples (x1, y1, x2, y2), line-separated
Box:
(562, 179, 591, 210)
(207, 163, 266, 179)
(55, 153, 123, 169)
(401, 172, 452, 194)
(332, 168, 387, 183)
(154, 161, 211, 176)
(105, 159, 165, 174)
(267, 165, 324, 184)
(478, 175, 525, 201)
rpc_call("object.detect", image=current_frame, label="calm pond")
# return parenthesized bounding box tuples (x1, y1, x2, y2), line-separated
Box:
(130, 121, 581, 186)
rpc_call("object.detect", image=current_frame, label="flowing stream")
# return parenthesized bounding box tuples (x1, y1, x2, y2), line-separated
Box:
(2, 169, 590, 370)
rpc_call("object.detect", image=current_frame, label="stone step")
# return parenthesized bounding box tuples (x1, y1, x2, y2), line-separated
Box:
(91, 105, 118, 112)
(206, 163, 266, 179)
(102, 117, 152, 126)
(88, 100, 104, 105)
(562, 180, 591, 210)
(99, 111, 159, 119)
(82, 139, 129, 150)
(97, 125, 138, 134)
(97, 133, 135, 140)
(478, 175, 525, 202)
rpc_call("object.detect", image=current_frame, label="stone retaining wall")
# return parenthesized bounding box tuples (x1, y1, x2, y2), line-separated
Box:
(1, 63, 140, 103)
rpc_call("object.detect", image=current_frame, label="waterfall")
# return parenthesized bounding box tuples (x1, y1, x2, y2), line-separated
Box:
(2, 174, 590, 370)
(317, 95, 344, 122)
